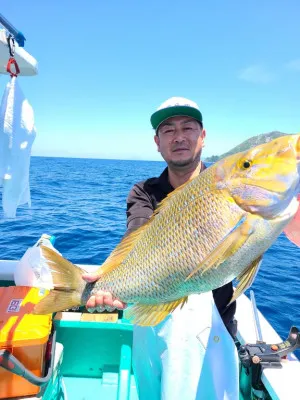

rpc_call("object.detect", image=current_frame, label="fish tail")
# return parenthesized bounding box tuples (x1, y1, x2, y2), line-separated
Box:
(33, 245, 86, 315)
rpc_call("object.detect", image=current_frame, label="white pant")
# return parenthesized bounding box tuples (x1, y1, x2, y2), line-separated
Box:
(132, 292, 239, 400)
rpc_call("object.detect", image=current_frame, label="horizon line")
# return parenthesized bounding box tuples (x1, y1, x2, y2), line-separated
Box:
(31, 154, 168, 162)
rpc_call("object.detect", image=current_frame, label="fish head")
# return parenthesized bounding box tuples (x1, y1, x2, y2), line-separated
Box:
(216, 134, 300, 219)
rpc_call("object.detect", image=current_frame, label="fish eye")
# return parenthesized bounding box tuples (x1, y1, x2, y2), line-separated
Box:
(242, 160, 252, 169)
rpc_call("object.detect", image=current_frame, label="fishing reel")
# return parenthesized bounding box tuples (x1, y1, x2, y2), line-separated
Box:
(238, 290, 300, 399)
(238, 325, 300, 390)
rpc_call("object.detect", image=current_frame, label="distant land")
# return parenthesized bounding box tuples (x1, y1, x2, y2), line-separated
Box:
(204, 131, 290, 162)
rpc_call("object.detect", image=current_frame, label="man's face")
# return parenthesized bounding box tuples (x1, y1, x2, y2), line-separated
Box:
(154, 116, 206, 168)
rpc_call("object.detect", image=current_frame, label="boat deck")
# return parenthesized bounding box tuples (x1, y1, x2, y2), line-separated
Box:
(0, 261, 299, 400)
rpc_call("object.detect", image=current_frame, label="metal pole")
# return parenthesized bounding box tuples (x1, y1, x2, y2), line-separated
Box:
(0, 14, 26, 47)
(250, 290, 263, 343)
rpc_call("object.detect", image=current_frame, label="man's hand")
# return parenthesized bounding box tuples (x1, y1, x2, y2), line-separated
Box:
(82, 272, 127, 312)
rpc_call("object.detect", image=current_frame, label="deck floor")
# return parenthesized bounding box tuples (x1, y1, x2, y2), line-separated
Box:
(61, 375, 138, 400)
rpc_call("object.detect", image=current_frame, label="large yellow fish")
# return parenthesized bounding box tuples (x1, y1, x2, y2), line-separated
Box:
(33, 135, 300, 326)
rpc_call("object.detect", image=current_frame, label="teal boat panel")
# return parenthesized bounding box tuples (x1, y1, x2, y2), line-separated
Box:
(55, 320, 133, 378)
(0, 280, 273, 399)
(59, 376, 138, 400)
(53, 318, 139, 399)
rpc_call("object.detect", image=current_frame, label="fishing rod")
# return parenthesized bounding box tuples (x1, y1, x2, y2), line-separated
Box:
(239, 290, 300, 399)
(250, 289, 263, 343)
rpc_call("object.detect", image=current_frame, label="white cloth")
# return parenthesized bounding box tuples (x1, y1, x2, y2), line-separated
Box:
(0, 76, 36, 218)
(132, 292, 239, 400)
(14, 234, 60, 289)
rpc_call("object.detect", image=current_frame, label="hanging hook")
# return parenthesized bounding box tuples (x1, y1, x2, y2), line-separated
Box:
(7, 34, 15, 57)
(5, 34, 20, 77)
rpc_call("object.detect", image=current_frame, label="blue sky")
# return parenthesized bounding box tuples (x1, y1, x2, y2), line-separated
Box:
(1, 1, 299, 161)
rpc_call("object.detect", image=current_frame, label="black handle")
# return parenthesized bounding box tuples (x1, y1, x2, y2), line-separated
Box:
(0, 328, 57, 387)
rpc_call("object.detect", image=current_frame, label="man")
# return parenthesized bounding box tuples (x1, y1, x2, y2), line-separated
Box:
(83, 97, 239, 399)
(83, 96, 236, 336)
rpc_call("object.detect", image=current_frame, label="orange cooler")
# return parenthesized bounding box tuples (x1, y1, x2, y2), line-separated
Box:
(0, 286, 52, 399)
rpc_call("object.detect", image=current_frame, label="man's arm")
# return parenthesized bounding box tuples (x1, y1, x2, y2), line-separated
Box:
(126, 182, 154, 234)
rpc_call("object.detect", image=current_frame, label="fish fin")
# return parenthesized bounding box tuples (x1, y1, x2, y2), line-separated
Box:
(124, 297, 188, 326)
(33, 290, 81, 315)
(284, 195, 300, 247)
(98, 224, 151, 275)
(98, 179, 195, 276)
(153, 176, 195, 209)
(32, 246, 85, 315)
(185, 214, 255, 281)
(98, 174, 203, 276)
(40, 245, 85, 289)
(229, 255, 263, 304)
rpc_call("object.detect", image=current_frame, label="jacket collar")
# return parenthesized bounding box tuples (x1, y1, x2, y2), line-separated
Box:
(148, 161, 206, 194)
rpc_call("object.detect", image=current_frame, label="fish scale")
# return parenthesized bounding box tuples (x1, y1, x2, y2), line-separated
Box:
(33, 135, 300, 327)
(90, 170, 244, 303)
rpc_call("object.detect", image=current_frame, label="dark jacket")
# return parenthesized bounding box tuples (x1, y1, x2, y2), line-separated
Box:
(126, 165, 236, 330)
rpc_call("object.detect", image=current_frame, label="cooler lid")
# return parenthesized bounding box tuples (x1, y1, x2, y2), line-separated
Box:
(0, 286, 52, 347)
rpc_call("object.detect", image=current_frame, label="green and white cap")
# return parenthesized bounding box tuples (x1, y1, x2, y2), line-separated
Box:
(150, 97, 203, 131)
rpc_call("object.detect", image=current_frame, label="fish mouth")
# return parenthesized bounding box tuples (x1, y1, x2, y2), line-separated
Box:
(297, 135, 300, 164)
(297, 135, 300, 157)
(275, 195, 299, 220)
(296, 135, 300, 181)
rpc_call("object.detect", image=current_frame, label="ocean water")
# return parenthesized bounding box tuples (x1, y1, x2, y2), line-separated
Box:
(0, 157, 299, 357)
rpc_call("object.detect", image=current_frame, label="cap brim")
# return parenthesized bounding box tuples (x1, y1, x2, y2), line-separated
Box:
(150, 106, 202, 130)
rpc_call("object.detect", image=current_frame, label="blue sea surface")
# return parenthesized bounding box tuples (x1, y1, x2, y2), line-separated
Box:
(0, 157, 299, 357)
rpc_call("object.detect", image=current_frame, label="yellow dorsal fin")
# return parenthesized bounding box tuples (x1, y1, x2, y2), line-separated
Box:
(123, 297, 188, 326)
(151, 173, 200, 216)
(98, 178, 196, 276)
(98, 221, 152, 275)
